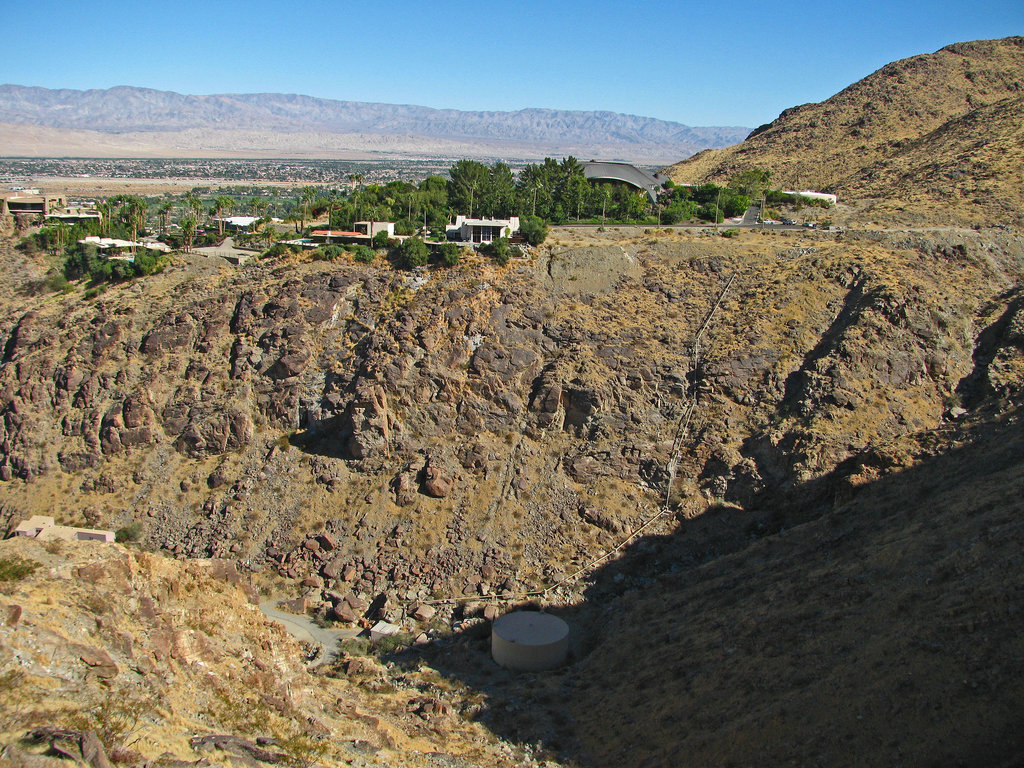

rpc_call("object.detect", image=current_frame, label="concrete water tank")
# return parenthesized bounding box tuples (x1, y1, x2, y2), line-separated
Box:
(491, 611, 569, 671)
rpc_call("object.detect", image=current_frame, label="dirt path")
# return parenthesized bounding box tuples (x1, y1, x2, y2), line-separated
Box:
(259, 600, 361, 661)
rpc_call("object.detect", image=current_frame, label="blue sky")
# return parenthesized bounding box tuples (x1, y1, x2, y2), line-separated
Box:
(3, 0, 1021, 128)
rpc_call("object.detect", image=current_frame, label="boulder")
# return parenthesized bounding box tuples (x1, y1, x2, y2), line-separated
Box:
(344, 383, 398, 460)
(422, 453, 455, 498)
(331, 605, 359, 623)
(412, 604, 436, 622)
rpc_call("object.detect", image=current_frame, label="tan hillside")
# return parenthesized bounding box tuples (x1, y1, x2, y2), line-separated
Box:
(562, 399, 1024, 767)
(840, 93, 1024, 225)
(664, 36, 1024, 223)
(0, 538, 531, 766)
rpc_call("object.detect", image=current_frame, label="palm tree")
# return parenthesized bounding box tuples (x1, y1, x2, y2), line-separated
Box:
(115, 196, 147, 255)
(299, 186, 317, 231)
(211, 195, 234, 237)
(99, 199, 115, 236)
(257, 217, 276, 248)
(157, 201, 174, 235)
(131, 198, 147, 248)
(50, 222, 69, 255)
(250, 197, 268, 218)
(283, 210, 302, 233)
(180, 215, 197, 253)
(183, 192, 203, 220)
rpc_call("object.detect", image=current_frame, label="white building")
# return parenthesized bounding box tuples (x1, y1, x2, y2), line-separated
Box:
(782, 190, 838, 205)
(11, 515, 115, 543)
(355, 220, 394, 238)
(448, 216, 520, 244)
(78, 236, 172, 259)
(310, 221, 396, 244)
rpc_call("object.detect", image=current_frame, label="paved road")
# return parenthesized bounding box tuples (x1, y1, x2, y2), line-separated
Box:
(741, 204, 761, 225)
(555, 221, 809, 232)
(259, 600, 361, 661)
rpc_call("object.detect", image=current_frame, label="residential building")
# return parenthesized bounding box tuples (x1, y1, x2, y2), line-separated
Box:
(448, 216, 520, 244)
(11, 515, 115, 543)
(1, 191, 66, 217)
(311, 221, 395, 244)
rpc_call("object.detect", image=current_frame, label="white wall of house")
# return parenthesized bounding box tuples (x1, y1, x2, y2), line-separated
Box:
(448, 216, 520, 244)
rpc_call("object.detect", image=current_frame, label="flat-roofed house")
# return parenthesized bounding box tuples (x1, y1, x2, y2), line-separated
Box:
(10, 515, 115, 543)
(448, 216, 520, 244)
(1, 191, 66, 218)
(12, 516, 55, 537)
(311, 221, 395, 244)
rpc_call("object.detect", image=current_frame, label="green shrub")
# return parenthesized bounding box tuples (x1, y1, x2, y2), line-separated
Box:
(316, 244, 345, 260)
(518, 215, 549, 246)
(0, 555, 39, 582)
(397, 236, 429, 268)
(371, 231, 392, 250)
(350, 245, 375, 263)
(721, 228, 740, 238)
(115, 522, 143, 543)
(439, 242, 460, 267)
(698, 203, 723, 223)
(482, 237, 511, 265)
(44, 270, 70, 293)
(263, 243, 291, 259)
(372, 632, 413, 656)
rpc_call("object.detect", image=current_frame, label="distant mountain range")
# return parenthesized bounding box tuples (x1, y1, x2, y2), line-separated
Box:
(0, 85, 749, 163)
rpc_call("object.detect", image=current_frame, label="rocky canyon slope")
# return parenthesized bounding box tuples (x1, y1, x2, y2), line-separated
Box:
(2, 216, 1024, 763)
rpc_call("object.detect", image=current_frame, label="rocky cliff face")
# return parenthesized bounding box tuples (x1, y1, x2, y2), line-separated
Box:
(2, 222, 1024, 765)
(2, 225, 1023, 623)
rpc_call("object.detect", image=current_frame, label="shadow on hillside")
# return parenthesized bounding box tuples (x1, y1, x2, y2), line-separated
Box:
(287, 420, 351, 460)
(780, 275, 868, 414)
(955, 286, 1024, 408)
(406, 401, 1024, 767)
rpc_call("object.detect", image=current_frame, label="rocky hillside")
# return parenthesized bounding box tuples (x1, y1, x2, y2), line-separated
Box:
(664, 37, 1024, 225)
(0, 538, 536, 766)
(0, 225, 1019, 605)
(2, 221, 1022, 765)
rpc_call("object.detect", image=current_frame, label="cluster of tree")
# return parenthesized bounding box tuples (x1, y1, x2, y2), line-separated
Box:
(660, 183, 751, 225)
(148, 161, 789, 251)
(62, 242, 166, 286)
(327, 157, 651, 235)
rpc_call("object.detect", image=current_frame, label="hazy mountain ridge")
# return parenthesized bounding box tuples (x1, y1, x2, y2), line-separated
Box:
(0, 84, 749, 160)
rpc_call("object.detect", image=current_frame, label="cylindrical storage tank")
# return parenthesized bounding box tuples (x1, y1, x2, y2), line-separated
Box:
(491, 611, 569, 671)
